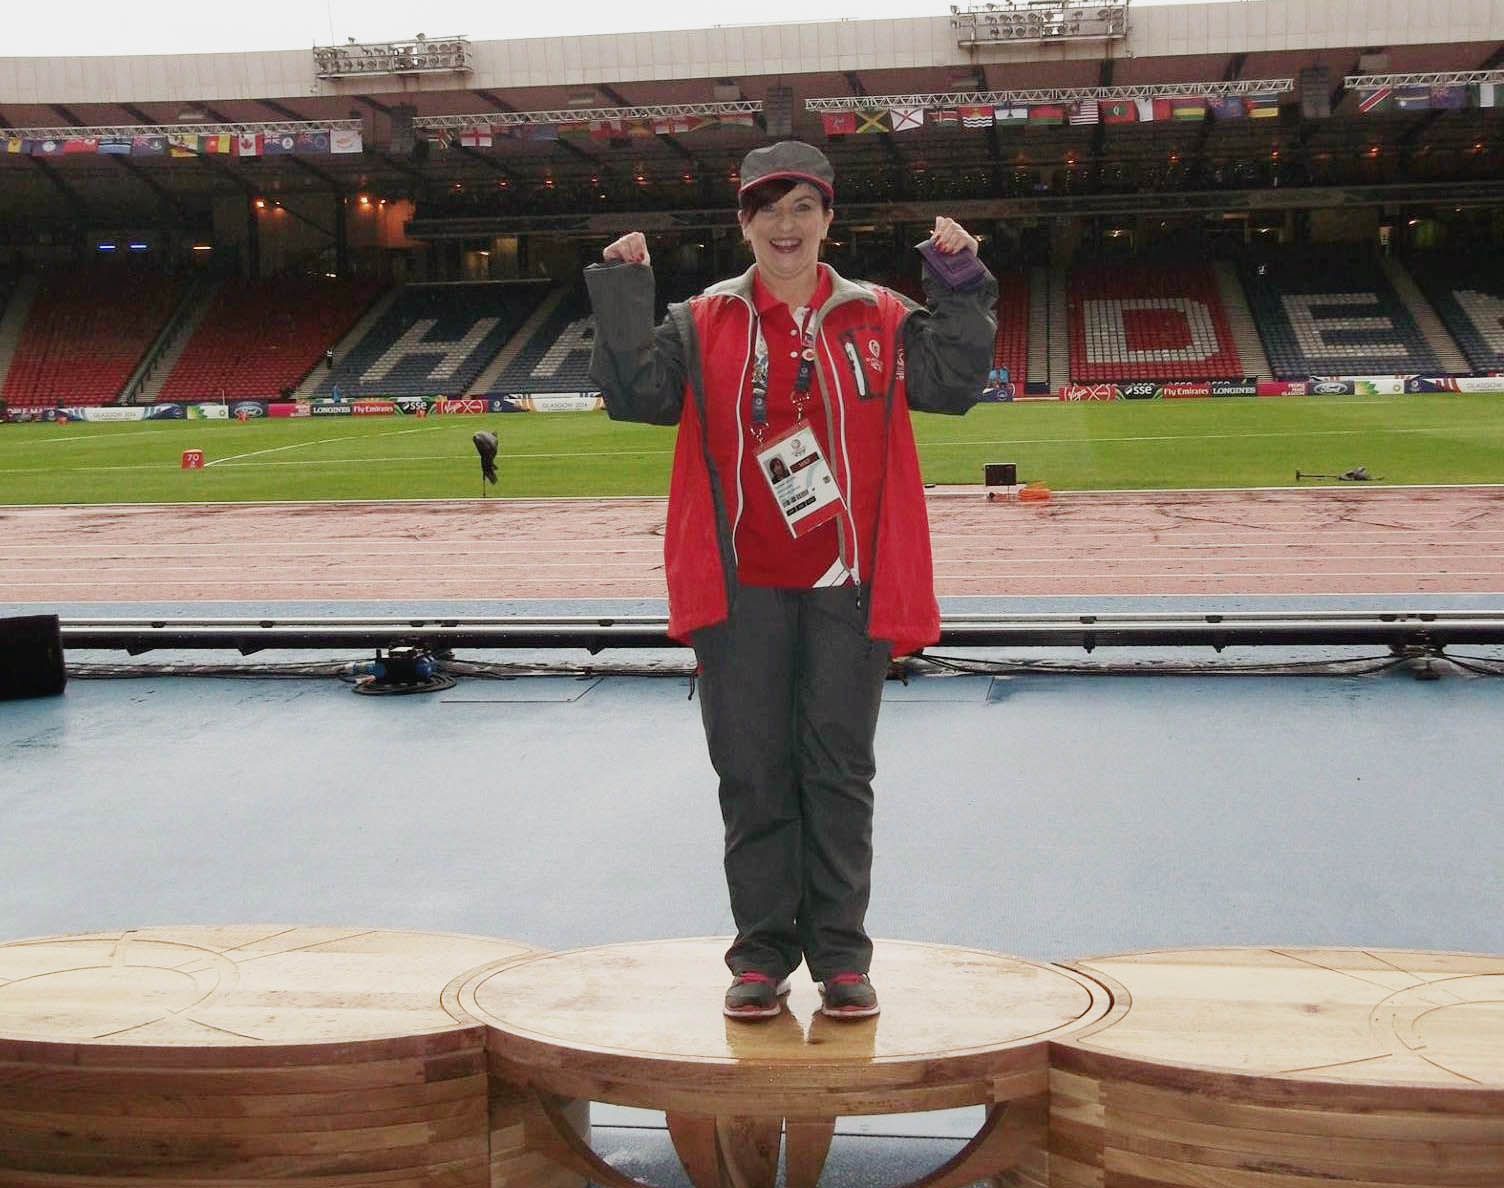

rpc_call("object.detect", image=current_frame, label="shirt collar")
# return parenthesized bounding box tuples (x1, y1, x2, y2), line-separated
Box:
(751, 264, 832, 318)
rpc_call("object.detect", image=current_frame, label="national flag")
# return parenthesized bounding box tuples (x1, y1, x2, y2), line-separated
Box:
(931, 108, 960, 127)
(294, 129, 330, 153)
(1207, 95, 1246, 120)
(820, 111, 857, 136)
(330, 128, 363, 154)
(168, 134, 197, 157)
(992, 105, 1029, 124)
(4, 136, 28, 154)
(1357, 86, 1392, 114)
(1069, 97, 1099, 126)
(199, 134, 232, 154)
(1134, 98, 1156, 122)
(30, 139, 62, 156)
(520, 124, 557, 142)
(1027, 104, 1068, 126)
(261, 133, 296, 154)
(621, 119, 655, 138)
(131, 134, 166, 156)
(889, 106, 924, 132)
(959, 105, 993, 128)
(555, 120, 591, 139)
(851, 108, 888, 134)
(1244, 94, 1280, 119)
(235, 132, 261, 157)
(1477, 83, 1498, 108)
(455, 127, 493, 147)
(62, 137, 98, 154)
(98, 138, 132, 155)
(1429, 85, 1469, 110)
(1100, 99, 1137, 124)
(650, 117, 690, 135)
(1155, 96, 1206, 122)
(1394, 86, 1431, 112)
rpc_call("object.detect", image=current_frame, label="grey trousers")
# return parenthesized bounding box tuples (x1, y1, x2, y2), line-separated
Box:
(691, 586, 892, 983)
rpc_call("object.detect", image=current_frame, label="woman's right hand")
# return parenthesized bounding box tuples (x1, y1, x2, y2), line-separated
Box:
(603, 232, 650, 266)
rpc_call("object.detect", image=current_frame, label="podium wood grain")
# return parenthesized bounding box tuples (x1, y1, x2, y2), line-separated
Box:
(459, 937, 1110, 1188)
(1050, 947, 1504, 1187)
(0, 926, 587, 1187)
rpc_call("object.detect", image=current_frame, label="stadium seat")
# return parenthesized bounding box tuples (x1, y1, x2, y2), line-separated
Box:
(316, 282, 551, 399)
(489, 287, 595, 396)
(1241, 251, 1439, 379)
(1, 266, 184, 408)
(1406, 252, 1504, 374)
(1068, 264, 1242, 382)
(993, 273, 1030, 388)
(159, 276, 387, 403)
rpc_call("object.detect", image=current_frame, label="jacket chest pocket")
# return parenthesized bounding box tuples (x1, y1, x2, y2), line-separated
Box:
(836, 328, 889, 401)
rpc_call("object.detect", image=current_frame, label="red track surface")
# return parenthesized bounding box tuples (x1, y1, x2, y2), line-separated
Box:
(2, 486, 1502, 603)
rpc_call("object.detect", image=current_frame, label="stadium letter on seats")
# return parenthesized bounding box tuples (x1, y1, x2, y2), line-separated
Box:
(362, 318, 501, 382)
(1082, 298, 1224, 366)
(1452, 290, 1504, 357)
(531, 318, 595, 379)
(1280, 294, 1413, 361)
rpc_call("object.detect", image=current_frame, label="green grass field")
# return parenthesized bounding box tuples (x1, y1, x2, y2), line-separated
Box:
(1, 394, 1502, 504)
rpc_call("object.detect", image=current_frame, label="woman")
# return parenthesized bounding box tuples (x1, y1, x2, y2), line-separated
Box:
(586, 141, 996, 1019)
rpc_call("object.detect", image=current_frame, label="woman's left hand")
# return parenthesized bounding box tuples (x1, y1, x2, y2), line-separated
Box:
(929, 216, 979, 256)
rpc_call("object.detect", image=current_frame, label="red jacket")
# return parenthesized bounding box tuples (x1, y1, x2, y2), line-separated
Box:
(587, 261, 996, 656)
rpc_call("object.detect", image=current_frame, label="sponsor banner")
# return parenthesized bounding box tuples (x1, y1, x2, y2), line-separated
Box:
(1402, 376, 1504, 394)
(1160, 381, 1213, 399)
(1117, 381, 1161, 401)
(978, 383, 1015, 403)
(434, 398, 487, 415)
(229, 400, 267, 419)
(1060, 384, 1118, 402)
(76, 406, 148, 422)
(352, 400, 397, 416)
(145, 403, 187, 420)
(393, 396, 431, 416)
(1258, 380, 1310, 396)
(309, 401, 353, 417)
(266, 402, 304, 418)
(1451, 377, 1504, 393)
(1209, 380, 1259, 397)
(1310, 376, 1406, 396)
(508, 393, 605, 413)
(489, 397, 522, 413)
(3, 407, 63, 423)
(189, 404, 230, 419)
(1307, 380, 1355, 396)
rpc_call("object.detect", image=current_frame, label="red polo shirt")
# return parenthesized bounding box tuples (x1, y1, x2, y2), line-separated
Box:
(735, 269, 845, 587)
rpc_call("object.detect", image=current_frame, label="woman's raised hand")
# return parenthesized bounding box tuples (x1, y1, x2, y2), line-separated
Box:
(603, 232, 651, 266)
(928, 217, 978, 257)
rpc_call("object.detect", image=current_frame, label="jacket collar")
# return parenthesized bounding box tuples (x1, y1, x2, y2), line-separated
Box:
(703, 263, 876, 316)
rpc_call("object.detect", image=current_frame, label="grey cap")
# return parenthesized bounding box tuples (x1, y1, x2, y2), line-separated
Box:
(738, 141, 835, 201)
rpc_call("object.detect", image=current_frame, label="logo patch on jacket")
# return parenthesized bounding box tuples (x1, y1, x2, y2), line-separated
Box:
(865, 338, 884, 375)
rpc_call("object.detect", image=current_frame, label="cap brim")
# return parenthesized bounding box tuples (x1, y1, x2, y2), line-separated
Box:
(737, 170, 834, 200)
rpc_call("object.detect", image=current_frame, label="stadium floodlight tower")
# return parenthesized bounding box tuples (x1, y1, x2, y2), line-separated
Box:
(950, 0, 1129, 46)
(312, 34, 472, 80)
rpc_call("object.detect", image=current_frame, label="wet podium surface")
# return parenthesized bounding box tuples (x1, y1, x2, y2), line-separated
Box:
(458, 936, 1111, 1188)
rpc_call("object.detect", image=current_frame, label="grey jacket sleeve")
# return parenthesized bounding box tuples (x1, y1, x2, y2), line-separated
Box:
(584, 260, 687, 426)
(900, 261, 999, 415)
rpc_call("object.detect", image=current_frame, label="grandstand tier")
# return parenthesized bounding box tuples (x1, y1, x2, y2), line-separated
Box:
(1408, 253, 1504, 375)
(1068, 264, 1242, 383)
(158, 276, 387, 403)
(1242, 251, 1442, 380)
(317, 281, 550, 399)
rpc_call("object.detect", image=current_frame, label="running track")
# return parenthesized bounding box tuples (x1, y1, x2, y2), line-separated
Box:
(2, 486, 1502, 603)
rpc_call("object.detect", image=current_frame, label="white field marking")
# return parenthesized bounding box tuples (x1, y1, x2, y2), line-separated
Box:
(920, 426, 1502, 449)
(14, 428, 172, 447)
(204, 424, 436, 467)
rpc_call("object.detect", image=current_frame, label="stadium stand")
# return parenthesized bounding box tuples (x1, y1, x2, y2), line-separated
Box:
(487, 287, 593, 396)
(1405, 253, 1504, 374)
(314, 282, 549, 399)
(158, 276, 387, 403)
(993, 272, 1030, 387)
(1068, 264, 1243, 382)
(0, 266, 184, 408)
(1241, 250, 1441, 379)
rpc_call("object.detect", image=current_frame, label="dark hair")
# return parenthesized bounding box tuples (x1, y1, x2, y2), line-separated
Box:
(738, 177, 833, 218)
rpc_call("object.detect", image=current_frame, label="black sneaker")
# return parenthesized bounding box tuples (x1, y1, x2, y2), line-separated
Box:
(818, 973, 879, 1018)
(723, 972, 791, 1020)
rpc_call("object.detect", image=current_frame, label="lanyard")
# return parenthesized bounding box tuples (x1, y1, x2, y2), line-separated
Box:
(750, 306, 817, 443)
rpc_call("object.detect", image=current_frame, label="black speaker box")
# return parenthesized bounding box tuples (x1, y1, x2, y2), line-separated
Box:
(764, 86, 795, 139)
(0, 615, 67, 701)
(984, 462, 1018, 486)
(1299, 68, 1331, 119)
(390, 104, 417, 155)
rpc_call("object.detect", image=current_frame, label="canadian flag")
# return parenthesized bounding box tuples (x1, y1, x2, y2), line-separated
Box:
(237, 133, 262, 157)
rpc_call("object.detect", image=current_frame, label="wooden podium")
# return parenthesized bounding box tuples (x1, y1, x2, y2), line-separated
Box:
(0, 926, 588, 1187)
(458, 936, 1111, 1188)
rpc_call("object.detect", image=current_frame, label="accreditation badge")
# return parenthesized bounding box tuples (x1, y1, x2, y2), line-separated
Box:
(755, 419, 844, 538)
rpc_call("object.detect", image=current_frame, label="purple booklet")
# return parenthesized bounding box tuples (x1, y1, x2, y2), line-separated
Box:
(915, 238, 986, 289)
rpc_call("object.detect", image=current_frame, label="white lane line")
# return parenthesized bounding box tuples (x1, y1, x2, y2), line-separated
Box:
(204, 424, 437, 467)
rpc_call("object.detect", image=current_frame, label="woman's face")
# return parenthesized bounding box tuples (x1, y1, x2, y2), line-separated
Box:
(739, 182, 834, 290)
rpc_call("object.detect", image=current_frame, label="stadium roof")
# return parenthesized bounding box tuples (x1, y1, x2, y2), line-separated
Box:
(1, 0, 1500, 232)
